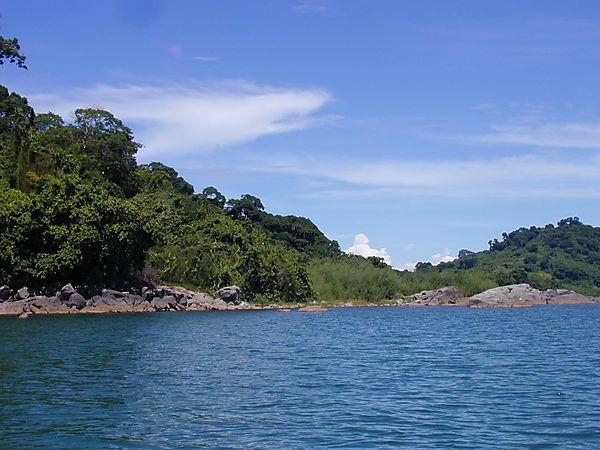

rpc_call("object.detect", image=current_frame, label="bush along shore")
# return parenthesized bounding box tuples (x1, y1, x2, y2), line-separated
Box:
(1, 282, 598, 319)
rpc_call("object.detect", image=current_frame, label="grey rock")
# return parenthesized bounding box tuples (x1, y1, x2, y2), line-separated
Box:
(58, 283, 76, 302)
(408, 286, 465, 306)
(89, 296, 130, 313)
(16, 287, 30, 300)
(29, 296, 70, 314)
(0, 299, 28, 315)
(102, 289, 126, 298)
(87, 295, 102, 307)
(125, 294, 144, 307)
(151, 296, 177, 311)
(215, 286, 242, 304)
(542, 289, 596, 305)
(66, 293, 87, 309)
(188, 293, 227, 310)
(142, 289, 156, 301)
(469, 284, 546, 307)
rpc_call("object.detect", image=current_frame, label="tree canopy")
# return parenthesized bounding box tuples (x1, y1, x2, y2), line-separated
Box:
(0, 35, 27, 69)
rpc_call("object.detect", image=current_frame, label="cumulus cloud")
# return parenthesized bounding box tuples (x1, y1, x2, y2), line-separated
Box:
(396, 261, 418, 272)
(345, 233, 392, 265)
(431, 248, 456, 265)
(27, 81, 332, 158)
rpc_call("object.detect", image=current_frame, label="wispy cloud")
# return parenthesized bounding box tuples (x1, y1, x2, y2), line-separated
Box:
(191, 56, 217, 61)
(27, 81, 332, 157)
(293, 0, 332, 15)
(474, 121, 600, 150)
(247, 152, 600, 199)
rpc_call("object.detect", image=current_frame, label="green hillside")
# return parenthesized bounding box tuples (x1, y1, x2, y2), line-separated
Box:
(402, 218, 600, 297)
(0, 84, 340, 302)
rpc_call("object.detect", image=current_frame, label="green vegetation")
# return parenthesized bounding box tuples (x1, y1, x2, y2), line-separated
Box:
(0, 35, 27, 69)
(434, 218, 600, 296)
(0, 80, 333, 302)
(308, 255, 403, 302)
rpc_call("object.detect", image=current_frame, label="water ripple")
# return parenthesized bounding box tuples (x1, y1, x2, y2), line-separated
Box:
(0, 306, 599, 449)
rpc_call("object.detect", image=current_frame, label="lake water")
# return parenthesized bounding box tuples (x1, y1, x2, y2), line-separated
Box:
(1, 306, 599, 449)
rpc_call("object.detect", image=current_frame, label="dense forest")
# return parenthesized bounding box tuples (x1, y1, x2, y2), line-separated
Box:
(0, 82, 344, 302)
(1, 34, 599, 302)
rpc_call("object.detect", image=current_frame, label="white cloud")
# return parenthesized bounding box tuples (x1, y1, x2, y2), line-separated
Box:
(396, 262, 418, 272)
(191, 56, 217, 61)
(249, 152, 600, 198)
(476, 121, 600, 149)
(293, 1, 331, 15)
(431, 248, 456, 265)
(27, 81, 332, 158)
(404, 243, 416, 251)
(345, 233, 392, 265)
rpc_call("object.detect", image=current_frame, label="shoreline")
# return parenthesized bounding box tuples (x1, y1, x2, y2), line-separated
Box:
(1, 283, 598, 319)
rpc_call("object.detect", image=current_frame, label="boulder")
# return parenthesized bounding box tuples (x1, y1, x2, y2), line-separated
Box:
(130, 302, 154, 313)
(58, 283, 76, 302)
(0, 285, 12, 301)
(542, 289, 597, 305)
(125, 294, 145, 307)
(66, 293, 87, 309)
(407, 286, 465, 306)
(151, 296, 177, 311)
(469, 284, 546, 307)
(0, 300, 28, 315)
(29, 296, 71, 314)
(187, 293, 227, 310)
(87, 295, 102, 307)
(102, 289, 126, 299)
(15, 287, 30, 300)
(142, 287, 156, 301)
(18, 311, 32, 319)
(89, 296, 131, 313)
(215, 286, 241, 304)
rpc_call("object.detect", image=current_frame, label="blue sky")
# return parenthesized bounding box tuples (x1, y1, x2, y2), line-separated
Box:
(3, 0, 600, 269)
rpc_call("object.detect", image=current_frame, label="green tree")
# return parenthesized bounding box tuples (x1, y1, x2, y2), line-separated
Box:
(0, 35, 26, 69)
(72, 108, 141, 196)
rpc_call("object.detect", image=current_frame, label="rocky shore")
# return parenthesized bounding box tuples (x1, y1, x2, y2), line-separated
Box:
(1, 282, 598, 318)
(0, 284, 279, 318)
(402, 283, 600, 308)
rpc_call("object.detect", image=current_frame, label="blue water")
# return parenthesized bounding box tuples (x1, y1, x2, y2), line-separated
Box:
(1, 306, 599, 449)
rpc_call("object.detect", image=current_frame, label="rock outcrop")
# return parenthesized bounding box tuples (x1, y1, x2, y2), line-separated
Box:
(405, 286, 466, 306)
(467, 284, 598, 308)
(0, 283, 252, 316)
(298, 306, 328, 312)
(214, 286, 241, 304)
(400, 284, 599, 308)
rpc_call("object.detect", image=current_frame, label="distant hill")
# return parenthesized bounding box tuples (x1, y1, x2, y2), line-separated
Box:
(416, 217, 600, 296)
